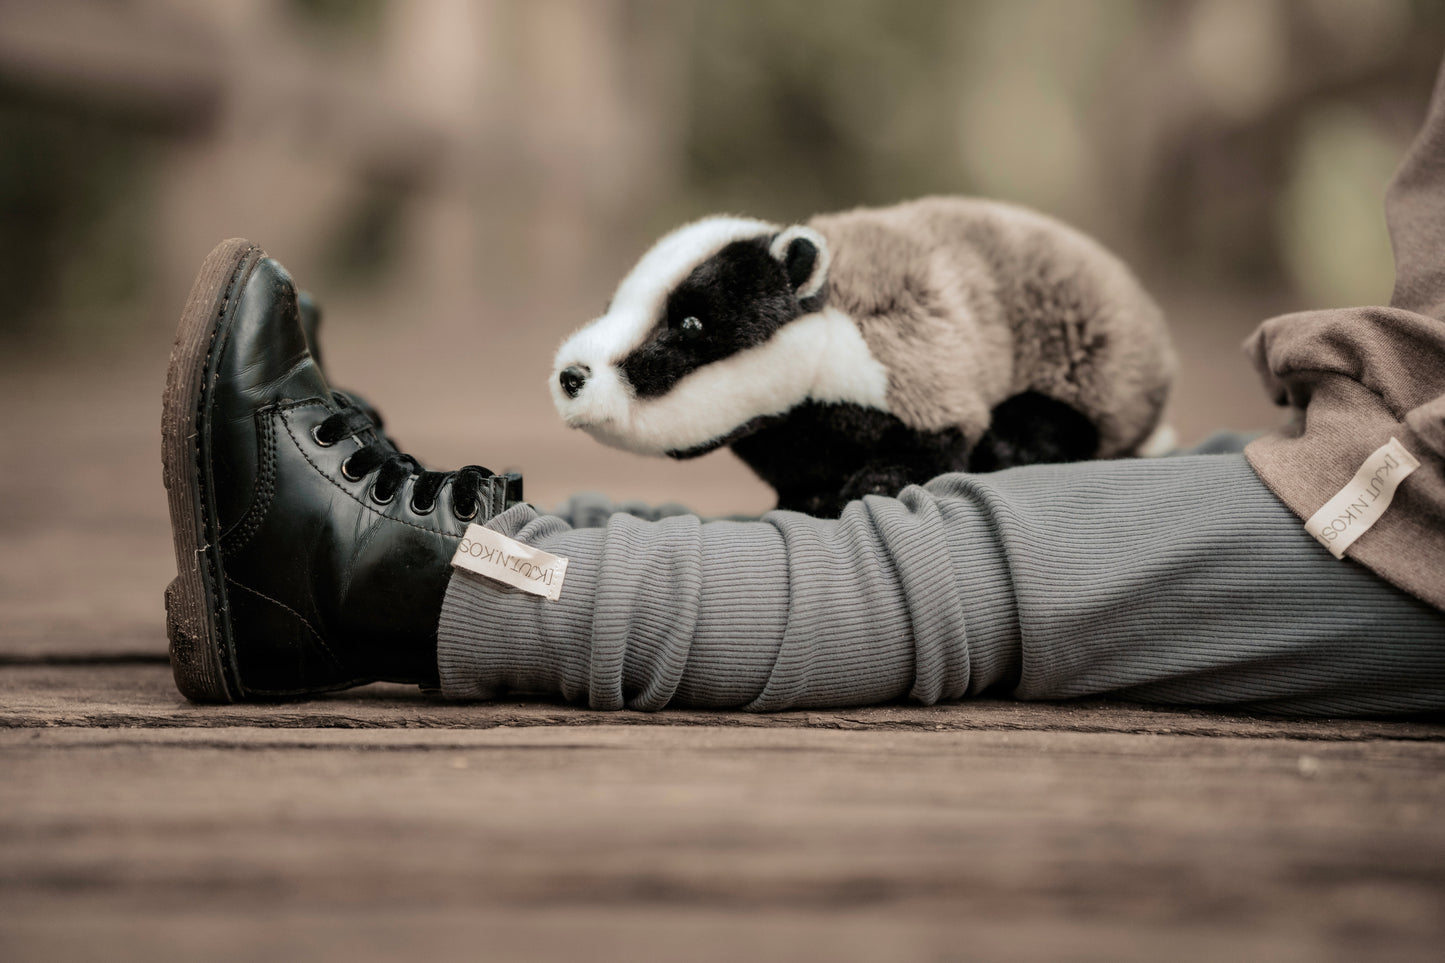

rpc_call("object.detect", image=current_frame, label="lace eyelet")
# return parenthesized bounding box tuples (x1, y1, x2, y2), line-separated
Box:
(311, 424, 334, 447)
(410, 497, 436, 516)
(370, 486, 396, 506)
(340, 456, 363, 482)
(453, 501, 479, 522)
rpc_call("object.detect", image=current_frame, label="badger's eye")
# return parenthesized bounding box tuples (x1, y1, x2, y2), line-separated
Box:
(679, 316, 704, 340)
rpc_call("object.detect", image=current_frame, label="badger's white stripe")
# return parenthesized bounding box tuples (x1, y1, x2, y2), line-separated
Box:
(768, 225, 830, 299)
(571, 308, 890, 456)
(555, 216, 779, 374)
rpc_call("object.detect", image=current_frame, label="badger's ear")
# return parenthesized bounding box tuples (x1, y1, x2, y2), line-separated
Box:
(768, 226, 830, 301)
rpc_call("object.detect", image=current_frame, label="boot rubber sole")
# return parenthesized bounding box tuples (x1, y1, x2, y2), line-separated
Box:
(161, 238, 265, 703)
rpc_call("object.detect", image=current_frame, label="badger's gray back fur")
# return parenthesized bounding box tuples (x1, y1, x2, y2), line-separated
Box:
(815, 197, 1172, 457)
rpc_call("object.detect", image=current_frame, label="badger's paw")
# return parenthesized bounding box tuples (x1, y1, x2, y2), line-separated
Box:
(779, 463, 916, 518)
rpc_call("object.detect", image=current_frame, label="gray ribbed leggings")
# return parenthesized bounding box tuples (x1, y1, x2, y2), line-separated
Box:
(437, 447, 1445, 716)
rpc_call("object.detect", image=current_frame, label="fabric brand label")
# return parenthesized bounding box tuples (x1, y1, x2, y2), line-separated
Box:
(450, 523, 568, 601)
(1303, 437, 1420, 559)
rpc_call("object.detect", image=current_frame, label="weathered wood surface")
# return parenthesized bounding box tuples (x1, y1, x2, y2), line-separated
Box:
(2, 664, 1443, 963)
(3, 663, 1443, 741)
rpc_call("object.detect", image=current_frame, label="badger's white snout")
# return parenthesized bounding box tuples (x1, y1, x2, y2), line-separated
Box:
(549, 361, 661, 455)
(550, 328, 658, 453)
(549, 353, 626, 429)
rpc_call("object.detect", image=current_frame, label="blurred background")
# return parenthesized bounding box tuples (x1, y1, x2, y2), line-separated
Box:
(2, 0, 1443, 652)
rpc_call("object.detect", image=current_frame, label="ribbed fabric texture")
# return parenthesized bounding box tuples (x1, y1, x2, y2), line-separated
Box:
(438, 454, 1445, 716)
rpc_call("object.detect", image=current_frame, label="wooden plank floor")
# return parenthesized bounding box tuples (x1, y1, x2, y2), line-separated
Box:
(4, 663, 1444, 962)
(3, 349, 1443, 961)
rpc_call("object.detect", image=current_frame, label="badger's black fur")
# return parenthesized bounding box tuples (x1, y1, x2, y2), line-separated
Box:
(552, 199, 1174, 517)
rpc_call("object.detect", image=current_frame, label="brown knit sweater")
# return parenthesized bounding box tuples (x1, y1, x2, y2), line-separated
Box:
(1245, 62, 1445, 612)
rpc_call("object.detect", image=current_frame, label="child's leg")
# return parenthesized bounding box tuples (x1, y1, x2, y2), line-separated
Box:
(439, 454, 1445, 716)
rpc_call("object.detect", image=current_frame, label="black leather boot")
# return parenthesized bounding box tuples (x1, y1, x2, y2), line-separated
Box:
(161, 238, 522, 703)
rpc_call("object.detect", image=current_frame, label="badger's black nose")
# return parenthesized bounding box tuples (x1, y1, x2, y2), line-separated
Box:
(559, 364, 590, 399)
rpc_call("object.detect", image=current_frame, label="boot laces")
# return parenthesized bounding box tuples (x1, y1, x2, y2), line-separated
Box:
(314, 402, 494, 520)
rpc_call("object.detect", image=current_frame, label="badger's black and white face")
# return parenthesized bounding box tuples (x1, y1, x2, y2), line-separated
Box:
(552, 216, 890, 457)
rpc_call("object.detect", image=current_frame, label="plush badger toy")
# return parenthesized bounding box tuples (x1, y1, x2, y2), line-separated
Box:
(551, 197, 1175, 517)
